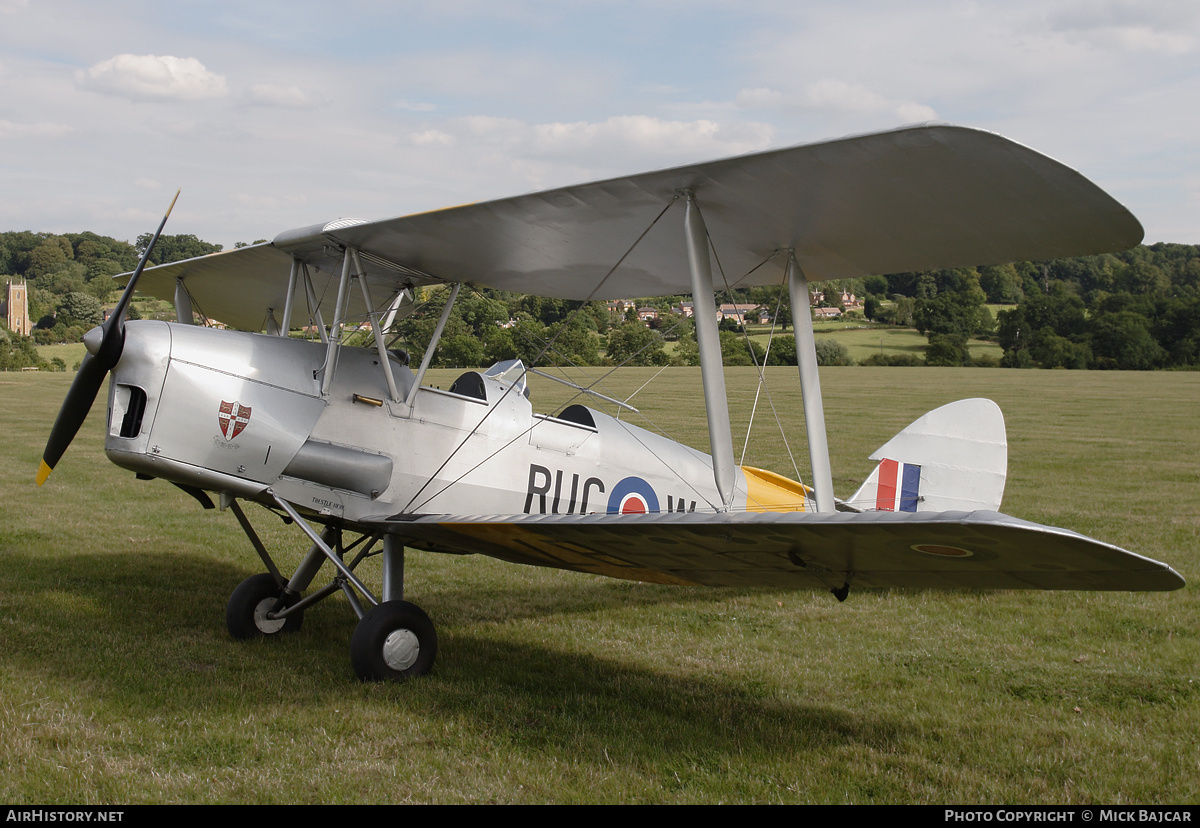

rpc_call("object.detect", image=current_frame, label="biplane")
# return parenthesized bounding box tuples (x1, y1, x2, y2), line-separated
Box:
(38, 124, 1184, 681)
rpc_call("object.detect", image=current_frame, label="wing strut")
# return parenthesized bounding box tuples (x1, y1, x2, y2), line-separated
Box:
(320, 248, 357, 394)
(786, 254, 835, 512)
(350, 248, 401, 403)
(300, 262, 329, 345)
(280, 257, 298, 336)
(173, 278, 194, 325)
(404, 283, 462, 410)
(683, 192, 736, 511)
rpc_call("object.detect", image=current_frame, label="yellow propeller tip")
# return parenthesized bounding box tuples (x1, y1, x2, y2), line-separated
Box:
(35, 460, 52, 487)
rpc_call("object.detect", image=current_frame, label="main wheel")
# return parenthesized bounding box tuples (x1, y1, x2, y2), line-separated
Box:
(226, 573, 304, 639)
(350, 600, 437, 681)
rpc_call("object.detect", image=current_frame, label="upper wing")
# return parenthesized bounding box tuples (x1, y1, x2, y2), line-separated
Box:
(129, 124, 1142, 329)
(372, 510, 1183, 592)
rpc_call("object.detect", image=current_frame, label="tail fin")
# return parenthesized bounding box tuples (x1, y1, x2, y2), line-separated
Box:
(847, 399, 1007, 513)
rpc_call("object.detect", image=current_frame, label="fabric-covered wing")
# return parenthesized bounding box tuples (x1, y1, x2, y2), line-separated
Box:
(127, 124, 1142, 328)
(130, 243, 299, 333)
(374, 510, 1183, 592)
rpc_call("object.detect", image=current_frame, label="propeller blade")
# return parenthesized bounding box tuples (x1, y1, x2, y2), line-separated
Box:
(35, 353, 106, 485)
(36, 190, 180, 486)
(105, 189, 180, 348)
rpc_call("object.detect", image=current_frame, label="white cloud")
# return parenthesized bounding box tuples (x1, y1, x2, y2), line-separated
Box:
(412, 129, 455, 146)
(229, 192, 309, 211)
(395, 114, 776, 197)
(246, 84, 319, 108)
(4, 1, 1196, 245)
(430, 114, 773, 159)
(1048, 0, 1199, 54)
(232, 193, 284, 209)
(0, 119, 71, 139)
(734, 88, 784, 109)
(76, 54, 228, 101)
(736, 81, 937, 124)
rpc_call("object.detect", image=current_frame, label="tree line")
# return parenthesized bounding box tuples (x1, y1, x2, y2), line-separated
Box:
(855, 244, 1200, 369)
(3, 228, 1198, 371)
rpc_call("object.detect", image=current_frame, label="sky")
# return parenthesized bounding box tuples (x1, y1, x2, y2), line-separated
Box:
(1, 0, 1198, 250)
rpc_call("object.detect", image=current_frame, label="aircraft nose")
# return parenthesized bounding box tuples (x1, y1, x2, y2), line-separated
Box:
(37, 189, 178, 487)
(82, 325, 104, 356)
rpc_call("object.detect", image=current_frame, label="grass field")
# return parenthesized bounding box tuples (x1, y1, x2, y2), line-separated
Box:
(35, 342, 87, 369)
(1, 366, 1196, 803)
(815, 326, 1002, 363)
(741, 321, 1003, 364)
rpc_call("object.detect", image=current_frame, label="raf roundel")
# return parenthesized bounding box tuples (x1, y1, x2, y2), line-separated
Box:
(606, 476, 661, 515)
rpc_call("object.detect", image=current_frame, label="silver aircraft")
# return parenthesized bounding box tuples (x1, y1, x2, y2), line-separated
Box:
(38, 124, 1184, 681)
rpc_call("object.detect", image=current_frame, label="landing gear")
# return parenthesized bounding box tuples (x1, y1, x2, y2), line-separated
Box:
(225, 496, 437, 682)
(350, 601, 438, 681)
(226, 572, 304, 638)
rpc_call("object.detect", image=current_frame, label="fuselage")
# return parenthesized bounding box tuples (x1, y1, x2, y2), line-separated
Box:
(103, 322, 809, 524)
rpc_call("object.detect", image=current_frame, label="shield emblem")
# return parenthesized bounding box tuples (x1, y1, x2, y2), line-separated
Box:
(218, 400, 252, 441)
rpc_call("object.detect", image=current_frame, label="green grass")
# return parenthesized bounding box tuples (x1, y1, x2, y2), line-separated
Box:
(742, 322, 1002, 364)
(1, 367, 1196, 803)
(36, 342, 88, 369)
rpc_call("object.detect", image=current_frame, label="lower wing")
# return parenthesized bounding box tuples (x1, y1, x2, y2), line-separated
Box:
(368, 510, 1184, 592)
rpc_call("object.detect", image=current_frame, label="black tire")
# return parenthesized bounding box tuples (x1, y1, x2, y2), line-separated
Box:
(226, 573, 304, 639)
(350, 600, 437, 681)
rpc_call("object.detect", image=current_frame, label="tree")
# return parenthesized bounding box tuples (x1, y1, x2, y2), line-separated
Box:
(0, 323, 44, 371)
(25, 237, 72, 278)
(718, 329, 756, 366)
(863, 274, 889, 296)
(814, 338, 852, 366)
(435, 330, 485, 368)
(1088, 312, 1165, 370)
(138, 233, 222, 265)
(58, 292, 104, 327)
(1029, 329, 1089, 369)
(924, 334, 970, 367)
(863, 294, 880, 321)
(979, 264, 1024, 304)
(887, 296, 915, 327)
(605, 322, 669, 366)
(543, 314, 602, 366)
(762, 335, 798, 366)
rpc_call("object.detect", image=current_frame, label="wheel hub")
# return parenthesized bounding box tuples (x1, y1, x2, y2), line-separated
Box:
(253, 597, 287, 634)
(382, 629, 420, 670)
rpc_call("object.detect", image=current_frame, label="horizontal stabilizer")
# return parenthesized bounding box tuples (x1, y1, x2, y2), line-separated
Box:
(848, 399, 1006, 513)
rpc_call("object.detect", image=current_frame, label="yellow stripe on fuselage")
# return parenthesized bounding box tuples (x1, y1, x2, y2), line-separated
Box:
(741, 465, 809, 512)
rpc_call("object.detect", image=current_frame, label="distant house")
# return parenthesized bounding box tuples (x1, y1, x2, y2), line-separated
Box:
(717, 303, 763, 325)
(637, 306, 659, 322)
(813, 307, 842, 319)
(811, 289, 861, 312)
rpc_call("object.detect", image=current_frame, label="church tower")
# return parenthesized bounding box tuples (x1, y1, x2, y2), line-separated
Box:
(3, 279, 31, 336)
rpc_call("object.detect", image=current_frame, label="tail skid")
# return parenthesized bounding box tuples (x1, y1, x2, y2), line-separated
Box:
(846, 399, 1007, 513)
